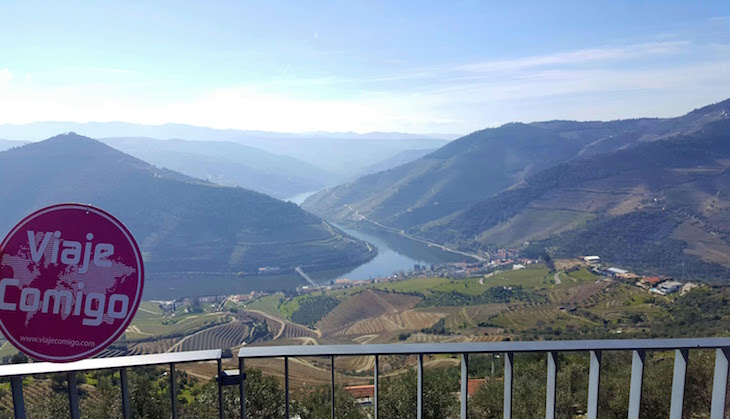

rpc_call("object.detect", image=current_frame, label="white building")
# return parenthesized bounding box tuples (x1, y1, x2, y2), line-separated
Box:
(583, 256, 600, 264)
(655, 281, 682, 295)
(607, 267, 628, 276)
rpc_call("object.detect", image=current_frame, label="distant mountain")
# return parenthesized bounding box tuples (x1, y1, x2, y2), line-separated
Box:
(426, 120, 730, 280)
(228, 136, 449, 176)
(0, 139, 26, 152)
(0, 134, 375, 279)
(0, 122, 451, 179)
(304, 99, 730, 231)
(357, 148, 438, 177)
(100, 137, 333, 199)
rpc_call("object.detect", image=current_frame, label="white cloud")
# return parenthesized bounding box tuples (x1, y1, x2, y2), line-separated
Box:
(0, 41, 727, 134)
(0, 69, 11, 88)
(458, 42, 683, 72)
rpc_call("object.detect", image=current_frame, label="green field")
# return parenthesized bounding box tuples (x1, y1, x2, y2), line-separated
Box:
(246, 293, 286, 318)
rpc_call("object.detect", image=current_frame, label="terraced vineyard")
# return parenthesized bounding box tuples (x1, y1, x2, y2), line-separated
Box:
(128, 337, 181, 355)
(546, 281, 606, 304)
(281, 322, 319, 339)
(171, 321, 250, 352)
(317, 289, 421, 332)
(332, 309, 443, 336)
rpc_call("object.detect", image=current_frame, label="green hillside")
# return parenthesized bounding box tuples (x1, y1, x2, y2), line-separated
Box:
(303, 99, 730, 232)
(0, 134, 375, 277)
(426, 120, 730, 278)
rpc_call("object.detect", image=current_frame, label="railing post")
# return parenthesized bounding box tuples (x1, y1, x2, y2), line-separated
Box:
(461, 353, 468, 419)
(285, 356, 290, 419)
(503, 352, 513, 419)
(628, 350, 645, 419)
(239, 357, 246, 419)
(587, 351, 601, 419)
(417, 353, 424, 419)
(120, 367, 131, 419)
(331, 355, 336, 419)
(546, 352, 557, 419)
(710, 348, 730, 419)
(11, 376, 25, 419)
(67, 372, 80, 419)
(217, 358, 224, 419)
(170, 363, 178, 419)
(669, 349, 688, 419)
(374, 355, 379, 419)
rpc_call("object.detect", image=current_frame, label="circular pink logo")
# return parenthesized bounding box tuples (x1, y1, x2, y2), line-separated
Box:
(0, 204, 144, 362)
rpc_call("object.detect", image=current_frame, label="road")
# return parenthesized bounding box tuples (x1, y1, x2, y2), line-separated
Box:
(247, 309, 287, 340)
(343, 205, 486, 262)
(554, 272, 562, 285)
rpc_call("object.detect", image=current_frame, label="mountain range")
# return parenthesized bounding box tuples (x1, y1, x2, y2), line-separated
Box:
(304, 99, 730, 280)
(0, 122, 451, 197)
(0, 134, 375, 280)
(99, 137, 334, 199)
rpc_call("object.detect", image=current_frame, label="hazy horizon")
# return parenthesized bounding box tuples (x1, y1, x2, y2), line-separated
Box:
(1, 1, 728, 134)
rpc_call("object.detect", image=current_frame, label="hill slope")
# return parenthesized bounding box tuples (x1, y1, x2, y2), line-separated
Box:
(304, 99, 730, 232)
(423, 120, 730, 279)
(0, 139, 25, 152)
(0, 134, 375, 276)
(100, 137, 333, 199)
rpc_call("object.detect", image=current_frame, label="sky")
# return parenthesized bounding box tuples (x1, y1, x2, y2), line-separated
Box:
(0, 1, 728, 135)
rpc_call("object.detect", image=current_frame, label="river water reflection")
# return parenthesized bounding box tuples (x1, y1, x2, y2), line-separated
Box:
(317, 225, 471, 284)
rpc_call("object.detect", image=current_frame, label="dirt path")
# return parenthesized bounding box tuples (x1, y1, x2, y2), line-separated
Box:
(247, 309, 287, 340)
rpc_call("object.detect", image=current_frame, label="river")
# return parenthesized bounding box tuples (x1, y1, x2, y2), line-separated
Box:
(289, 191, 470, 282)
(316, 224, 471, 283)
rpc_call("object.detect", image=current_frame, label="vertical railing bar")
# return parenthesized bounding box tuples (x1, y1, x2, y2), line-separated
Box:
(374, 354, 379, 419)
(417, 353, 424, 419)
(669, 349, 688, 419)
(285, 356, 290, 419)
(217, 358, 224, 419)
(120, 367, 131, 419)
(331, 355, 336, 419)
(503, 352, 513, 419)
(628, 350, 645, 419)
(170, 363, 178, 419)
(461, 353, 468, 419)
(587, 350, 602, 419)
(546, 352, 557, 419)
(239, 357, 246, 419)
(710, 348, 730, 419)
(10, 376, 25, 419)
(67, 372, 80, 419)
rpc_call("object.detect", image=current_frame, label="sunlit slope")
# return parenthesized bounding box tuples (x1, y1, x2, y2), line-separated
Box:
(0, 133, 375, 274)
(426, 120, 730, 280)
(304, 98, 730, 233)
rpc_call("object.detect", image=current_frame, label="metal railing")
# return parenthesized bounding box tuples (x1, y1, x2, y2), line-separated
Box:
(0, 349, 223, 419)
(237, 338, 730, 419)
(2, 338, 730, 418)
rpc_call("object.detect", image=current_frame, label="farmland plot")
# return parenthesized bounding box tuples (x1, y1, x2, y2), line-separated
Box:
(171, 321, 250, 352)
(317, 289, 421, 332)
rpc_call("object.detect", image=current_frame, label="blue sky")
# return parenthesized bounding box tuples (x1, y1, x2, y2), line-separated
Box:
(0, 1, 728, 134)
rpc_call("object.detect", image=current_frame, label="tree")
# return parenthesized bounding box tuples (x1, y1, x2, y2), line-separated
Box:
(293, 385, 367, 419)
(181, 368, 284, 419)
(81, 375, 122, 419)
(129, 368, 170, 419)
(379, 369, 456, 419)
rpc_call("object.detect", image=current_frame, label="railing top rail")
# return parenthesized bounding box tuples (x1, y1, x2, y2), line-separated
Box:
(0, 349, 221, 377)
(238, 338, 730, 358)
